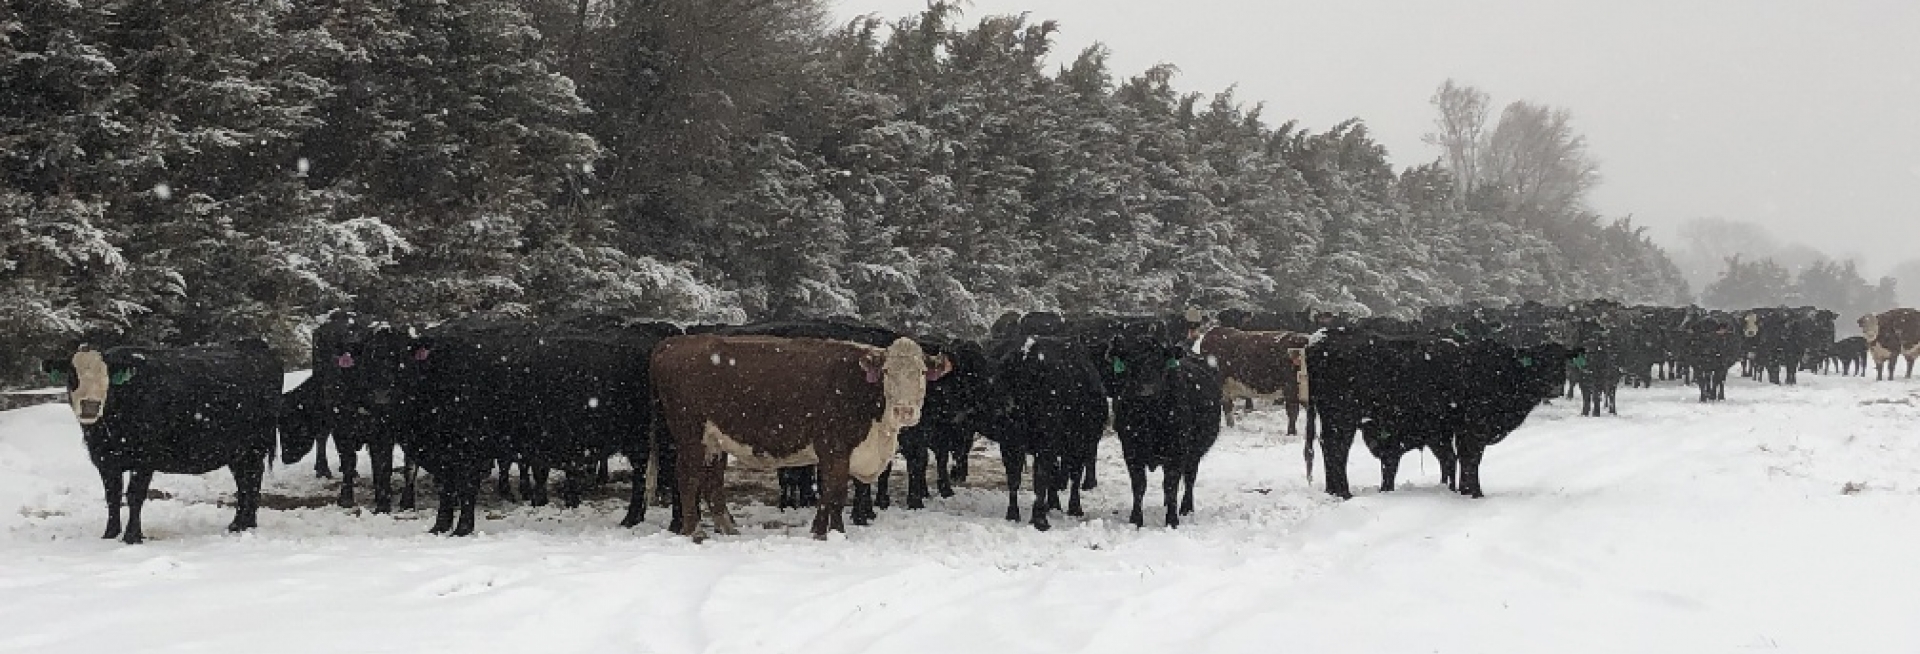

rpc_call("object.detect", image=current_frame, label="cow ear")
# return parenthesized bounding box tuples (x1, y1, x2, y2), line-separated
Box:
(860, 351, 884, 384)
(110, 368, 136, 385)
(924, 354, 953, 381)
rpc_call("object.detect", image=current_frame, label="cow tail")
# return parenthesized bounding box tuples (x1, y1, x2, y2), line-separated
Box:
(1303, 403, 1317, 482)
(643, 402, 662, 511)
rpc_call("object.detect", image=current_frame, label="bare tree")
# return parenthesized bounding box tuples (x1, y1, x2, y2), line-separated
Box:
(1477, 100, 1600, 216)
(1421, 79, 1489, 201)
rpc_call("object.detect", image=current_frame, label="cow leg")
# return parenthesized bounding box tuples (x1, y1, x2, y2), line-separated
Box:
(398, 460, 418, 511)
(559, 465, 585, 509)
(529, 465, 551, 508)
(776, 468, 796, 510)
(1220, 397, 1237, 428)
(1044, 456, 1065, 512)
(850, 481, 874, 527)
(1284, 400, 1301, 437)
(875, 460, 893, 511)
(1319, 419, 1356, 500)
(313, 432, 332, 479)
(620, 449, 650, 528)
(336, 439, 359, 508)
(798, 466, 819, 508)
(1907, 356, 1916, 379)
(230, 457, 264, 531)
(1063, 450, 1089, 518)
(1178, 459, 1198, 517)
(1162, 465, 1182, 529)
(430, 477, 458, 534)
(672, 445, 705, 539)
(1457, 440, 1487, 499)
(518, 462, 537, 505)
(1080, 449, 1098, 491)
(97, 467, 123, 540)
(123, 469, 154, 545)
(494, 459, 516, 502)
(812, 456, 851, 540)
(1608, 386, 1618, 415)
(453, 466, 481, 537)
(1108, 444, 1144, 521)
(369, 443, 395, 514)
(1029, 451, 1052, 532)
(930, 446, 953, 501)
(1000, 446, 1025, 522)
(595, 458, 611, 487)
(905, 438, 931, 510)
(1432, 441, 1460, 491)
(706, 457, 739, 536)
(950, 442, 971, 484)
(1379, 450, 1402, 493)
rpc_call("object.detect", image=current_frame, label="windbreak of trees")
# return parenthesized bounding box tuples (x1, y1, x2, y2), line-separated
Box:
(1702, 255, 1896, 328)
(1, 0, 1689, 385)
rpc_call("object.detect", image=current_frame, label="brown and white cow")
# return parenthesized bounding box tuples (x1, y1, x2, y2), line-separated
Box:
(649, 335, 948, 540)
(1191, 326, 1311, 434)
(1860, 309, 1920, 380)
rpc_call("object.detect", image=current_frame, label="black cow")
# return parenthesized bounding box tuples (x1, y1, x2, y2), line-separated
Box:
(43, 341, 282, 544)
(1831, 336, 1869, 376)
(1309, 329, 1574, 499)
(985, 334, 1109, 531)
(381, 315, 678, 536)
(288, 312, 420, 513)
(1683, 311, 1744, 402)
(889, 337, 994, 509)
(1104, 332, 1222, 528)
(1570, 316, 1621, 417)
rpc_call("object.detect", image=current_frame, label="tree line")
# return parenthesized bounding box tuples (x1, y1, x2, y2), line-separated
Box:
(1, 0, 1690, 385)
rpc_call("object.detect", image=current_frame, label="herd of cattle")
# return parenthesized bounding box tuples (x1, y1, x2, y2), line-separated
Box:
(32, 301, 1920, 544)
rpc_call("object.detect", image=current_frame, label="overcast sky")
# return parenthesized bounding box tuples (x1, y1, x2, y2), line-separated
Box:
(832, 0, 1920, 274)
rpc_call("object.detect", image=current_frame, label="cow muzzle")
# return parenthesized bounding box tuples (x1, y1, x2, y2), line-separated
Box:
(891, 404, 922, 426)
(76, 400, 104, 424)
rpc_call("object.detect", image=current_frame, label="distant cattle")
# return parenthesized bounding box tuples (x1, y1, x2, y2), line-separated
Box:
(1569, 314, 1621, 417)
(43, 341, 282, 544)
(1861, 309, 1920, 380)
(1191, 326, 1310, 433)
(650, 335, 945, 540)
(1106, 333, 1222, 528)
(1308, 329, 1573, 499)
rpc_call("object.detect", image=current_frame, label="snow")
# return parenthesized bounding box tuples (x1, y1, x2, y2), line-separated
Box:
(4, 374, 1920, 652)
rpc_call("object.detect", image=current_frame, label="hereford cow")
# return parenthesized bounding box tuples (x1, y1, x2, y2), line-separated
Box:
(1191, 326, 1310, 433)
(42, 341, 282, 544)
(651, 335, 947, 540)
(1861, 309, 1920, 380)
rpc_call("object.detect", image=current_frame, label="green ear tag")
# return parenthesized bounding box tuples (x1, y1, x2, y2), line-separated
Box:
(110, 369, 135, 385)
(47, 370, 67, 385)
(1520, 356, 1535, 368)
(1571, 354, 1588, 370)
(1111, 358, 1127, 374)
(1167, 358, 1181, 369)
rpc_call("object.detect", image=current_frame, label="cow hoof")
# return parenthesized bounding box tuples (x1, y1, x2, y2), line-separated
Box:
(1004, 508, 1021, 522)
(372, 502, 391, 515)
(1032, 520, 1051, 532)
(938, 486, 954, 499)
(809, 532, 827, 542)
(1167, 516, 1180, 529)
(227, 521, 245, 533)
(337, 496, 354, 509)
(399, 499, 416, 511)
(1081, 479, 1097, 491)
(315, 469, 332, 480)
(906, 497, 924, 510)
(123, 533, 144, 545)
(428, 523, 450, 535)
(692, 531, 710, 544)
(1068, 502, 1084, 517)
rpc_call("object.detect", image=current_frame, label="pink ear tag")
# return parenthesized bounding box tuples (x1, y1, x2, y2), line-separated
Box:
(865, 367, 880, 384)
(336, 353, 356, 369)
(414, 348, 431, 361)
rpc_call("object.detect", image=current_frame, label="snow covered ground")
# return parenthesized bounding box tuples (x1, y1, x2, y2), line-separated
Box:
(3, 372, 1919, 653)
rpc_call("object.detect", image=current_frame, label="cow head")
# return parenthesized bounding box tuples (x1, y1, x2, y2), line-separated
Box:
(859, 337, 938, 427)
(1104, 334, 1186, 398)
(45, 346, 137, 426)
(1742, 313, 1760, 338)
(1859, 313, 1879, 341)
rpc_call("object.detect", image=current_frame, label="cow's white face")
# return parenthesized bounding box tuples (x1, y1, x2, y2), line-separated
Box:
(1743, 313, 1760, 338)
(69, 350, 111, 425)
(1860, 314, 1879, 341)
(871, 338, 933, 428)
